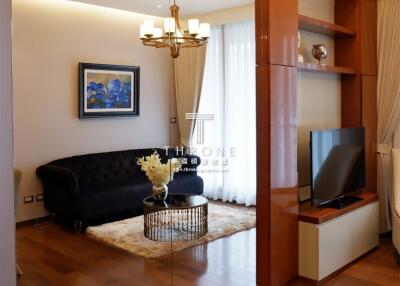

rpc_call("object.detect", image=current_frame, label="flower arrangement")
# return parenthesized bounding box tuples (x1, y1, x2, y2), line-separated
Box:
(137, 151, 181, 186)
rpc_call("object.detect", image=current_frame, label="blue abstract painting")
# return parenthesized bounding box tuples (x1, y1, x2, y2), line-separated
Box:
(85, 71, 133, 110)
(79, 63, 140, 118)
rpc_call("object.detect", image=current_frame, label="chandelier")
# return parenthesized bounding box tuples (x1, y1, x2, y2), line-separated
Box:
(140, 1, 210, 59)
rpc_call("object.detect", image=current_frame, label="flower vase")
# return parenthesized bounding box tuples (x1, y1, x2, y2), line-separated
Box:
(152, 184, 168, 201)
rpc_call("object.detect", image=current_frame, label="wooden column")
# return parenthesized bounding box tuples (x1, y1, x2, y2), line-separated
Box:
(335, 0, 377, 193)
(256, 0, 299, 285)
(360, 0, 377, 193)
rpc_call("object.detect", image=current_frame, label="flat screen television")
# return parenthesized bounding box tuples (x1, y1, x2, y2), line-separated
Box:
(310, 127, 365, 209)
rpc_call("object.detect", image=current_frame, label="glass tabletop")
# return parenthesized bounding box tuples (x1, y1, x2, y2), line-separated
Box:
(143, 193, 208, 209)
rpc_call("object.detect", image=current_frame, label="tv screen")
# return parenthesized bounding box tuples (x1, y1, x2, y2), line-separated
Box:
(310, 127, 365, 207)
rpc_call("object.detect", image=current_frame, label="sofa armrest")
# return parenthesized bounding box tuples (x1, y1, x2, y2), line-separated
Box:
(36, 165, 80, 195)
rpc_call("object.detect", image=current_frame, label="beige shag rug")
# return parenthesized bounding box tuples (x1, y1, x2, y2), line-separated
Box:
(86, 203, 256, 259)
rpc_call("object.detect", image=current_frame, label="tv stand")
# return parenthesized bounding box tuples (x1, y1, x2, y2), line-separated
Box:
(322, 195, 363, 209)
(298, 193, 379, 283)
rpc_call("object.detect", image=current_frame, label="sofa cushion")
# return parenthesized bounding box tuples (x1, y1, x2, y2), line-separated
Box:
(79, 177, 152, 220)
(51, 149, 164, 189)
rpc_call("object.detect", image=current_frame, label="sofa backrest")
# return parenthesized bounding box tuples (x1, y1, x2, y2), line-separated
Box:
(50, 148, 166, 189)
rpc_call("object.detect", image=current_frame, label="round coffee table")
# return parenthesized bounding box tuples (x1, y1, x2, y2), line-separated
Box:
(143, 194, 208, 242)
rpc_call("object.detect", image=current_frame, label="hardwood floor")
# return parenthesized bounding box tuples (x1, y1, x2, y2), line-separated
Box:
(16, 218, 399, 286)
(16, 203, 256, 286)
(291, 237, 400, 286)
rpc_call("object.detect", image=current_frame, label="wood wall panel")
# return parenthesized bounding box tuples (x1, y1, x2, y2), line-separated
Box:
(256, 0, 268, 65)
(360, 0, 377, 75)
(341, 74, 362, 127)
(267, 0, 298, 66)
(362, 75, 377, 193)
(270, 64, 298, 285)
(256, 1, 299, 285)
(256, 64, 271, 286)
(335, 0, 360, 70)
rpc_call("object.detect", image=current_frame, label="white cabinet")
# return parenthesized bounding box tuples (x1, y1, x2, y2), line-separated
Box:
(299, 201, 379, 281)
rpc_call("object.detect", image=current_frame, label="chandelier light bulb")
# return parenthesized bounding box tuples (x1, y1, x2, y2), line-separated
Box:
(199, 23, 210, 39)
(164, 17, 176, 34)
(139, 24, 146, 39)
(153, 28, 163, 40)
(188, 19, 200, 37)
(143, 20, 154, 37)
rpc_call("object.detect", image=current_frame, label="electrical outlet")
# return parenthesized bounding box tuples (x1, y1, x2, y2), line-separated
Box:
(23, 195, 34, 204)
(36, 194, 44, 202)
(170, 117, 177, 123)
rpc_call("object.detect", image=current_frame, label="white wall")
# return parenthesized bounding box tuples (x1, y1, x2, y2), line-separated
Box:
(182, 4, 254, 29)
(13, 0, 173, 221)
(191, 4, 254, 26)
(297, 0, 341, 187)
(0, 0, 16, 284)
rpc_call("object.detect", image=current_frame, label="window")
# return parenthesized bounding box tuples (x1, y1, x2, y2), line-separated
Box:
(194, 20, 256, 206)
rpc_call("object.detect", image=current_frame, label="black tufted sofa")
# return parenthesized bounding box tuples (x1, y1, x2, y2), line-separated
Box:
(36, 148, 203, 231)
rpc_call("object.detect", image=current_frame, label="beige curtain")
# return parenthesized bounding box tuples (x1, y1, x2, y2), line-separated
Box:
(377, 0, 400, 233)
(174, 46, 207, 147)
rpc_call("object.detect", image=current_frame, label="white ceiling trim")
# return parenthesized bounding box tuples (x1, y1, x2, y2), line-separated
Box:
(69, 0, 254, 17)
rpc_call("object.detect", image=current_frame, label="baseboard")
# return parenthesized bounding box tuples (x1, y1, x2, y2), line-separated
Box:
(16, 216, 49, 227)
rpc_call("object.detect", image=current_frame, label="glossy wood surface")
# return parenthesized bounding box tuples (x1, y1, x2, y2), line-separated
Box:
(17, 207, 256, 286)
(256, 0, 299, 284)
(270, 65, 297, 189)
(270, 65, 298, 285)
(256, 64, 271, 286)
(267, 0, 298, 66)
(255, 0, 268, 65)
(362, 75, 378, 193)
(341, 74, 362, 127)
(297, 62, 356, 75)
(16, 222, 400, 286)
(299, 192, 378, 224)
(334, 0, 360, 71)
(299, 15, 356, 38)
(360, 0, 377, 75)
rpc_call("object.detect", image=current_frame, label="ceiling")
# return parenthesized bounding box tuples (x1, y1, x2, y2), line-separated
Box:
(70, 0, 253, 17)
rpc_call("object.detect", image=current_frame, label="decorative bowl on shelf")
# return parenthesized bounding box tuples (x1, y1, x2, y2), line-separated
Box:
(312, 44, 327, 65)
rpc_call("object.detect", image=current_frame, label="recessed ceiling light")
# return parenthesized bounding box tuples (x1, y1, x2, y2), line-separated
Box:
(157, 4, 163, 8)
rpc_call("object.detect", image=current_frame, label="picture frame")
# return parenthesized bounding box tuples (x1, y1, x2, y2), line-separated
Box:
(79, 63, 140, 118)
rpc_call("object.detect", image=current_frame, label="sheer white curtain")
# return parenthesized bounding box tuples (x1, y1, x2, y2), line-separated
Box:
(193, 20, 256, 206)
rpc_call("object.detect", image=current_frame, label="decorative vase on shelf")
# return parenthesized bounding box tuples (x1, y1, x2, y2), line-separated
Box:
(152, 184, 168, 201)
(298, 32, 304, 63)
(312, 44, 328, 65)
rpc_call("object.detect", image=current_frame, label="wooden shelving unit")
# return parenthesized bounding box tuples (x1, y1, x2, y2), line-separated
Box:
(299, 15, 356, 38)
(297, 62, 356, 75)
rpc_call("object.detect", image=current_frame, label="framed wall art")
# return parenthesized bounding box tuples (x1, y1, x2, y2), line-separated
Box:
(79, 63, 140, 118)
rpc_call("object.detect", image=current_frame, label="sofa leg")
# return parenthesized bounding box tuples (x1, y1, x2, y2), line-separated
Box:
(50, 213, 56, 222)
(74, 220, 83, 234)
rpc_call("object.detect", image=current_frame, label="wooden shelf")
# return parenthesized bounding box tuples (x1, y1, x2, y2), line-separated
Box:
(297, 62, 356, 75)
(299, 192, 379, 224)
(299, 15, 356, 38)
